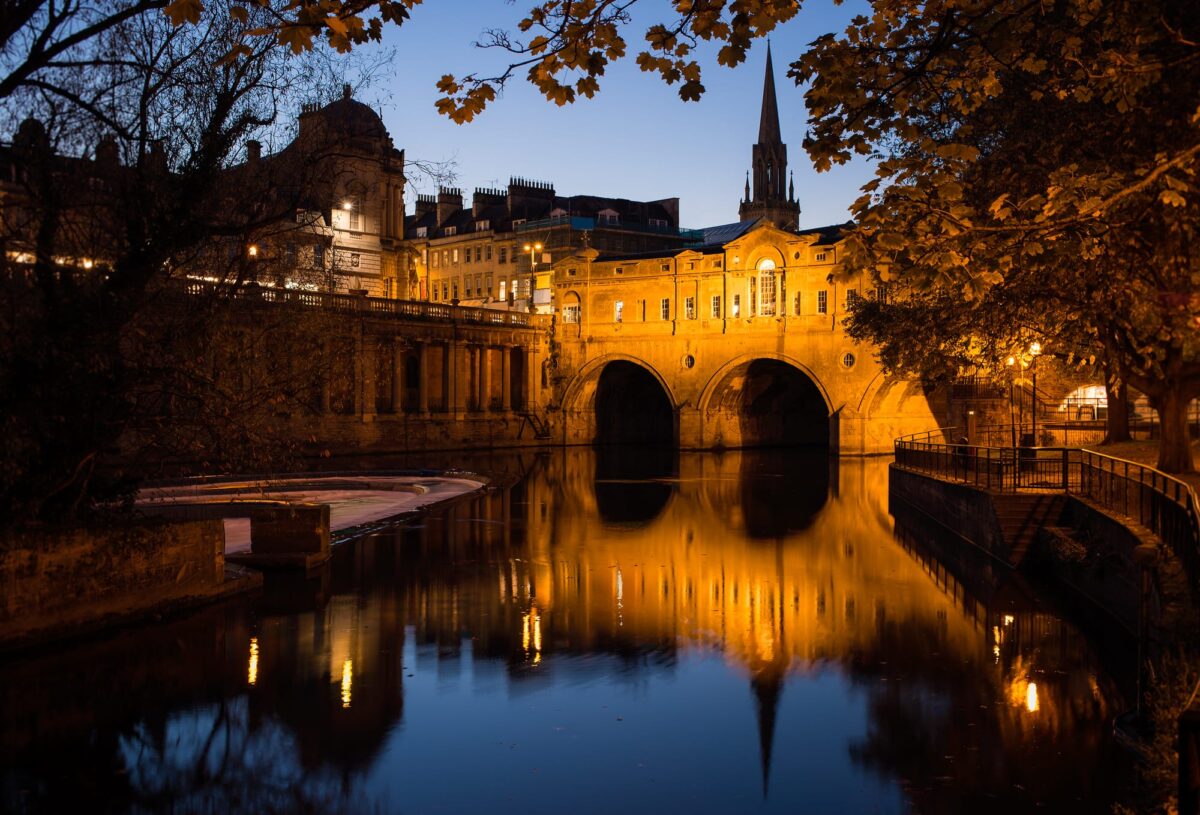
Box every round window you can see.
[842,352,856,369]
[682,354,696,369]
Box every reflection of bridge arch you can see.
[699,353,834,448]
[561,354,678,446]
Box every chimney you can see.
[415,193,437,219]
[437,186,463,225]
[472,187,506,217]
[246,139,261,163]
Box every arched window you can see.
[757,258,777,316]
[562,291,581,324]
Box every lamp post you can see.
[523,241,542,314]
[1006,355,1018,448]
[1029,342,1042,445]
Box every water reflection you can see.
[0,449,1129,813]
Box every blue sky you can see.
[366,1,873,230]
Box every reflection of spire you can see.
[752,672,782,799]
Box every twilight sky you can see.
[366,1,873,230]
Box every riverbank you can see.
[2,473,486,653]
[1094,439,1200,494]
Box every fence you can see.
[895,428,1200,595]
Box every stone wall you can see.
[0,520,249,649]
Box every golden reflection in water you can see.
[247,637,259,686]
[1027,682,1040,713]
[341,659,353,708]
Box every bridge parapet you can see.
[179,279,551,330]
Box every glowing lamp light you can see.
[342,200,353,210]
[82,259,94,270]
[247,244,259,258]
[341,659,353,708]
[1026,681,1039,713]
[1006,356,1016,367]
[247,637,259,686]
[1030,341,1042,356]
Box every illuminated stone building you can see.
[403,178,692,312]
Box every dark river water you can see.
[1,449,1132,814]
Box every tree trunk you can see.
[1155,387,1195,473]
[1103,366,1131,444]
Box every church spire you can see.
[739,43,800,230]
[758,42,782,146]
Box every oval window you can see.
[842,352,856,369]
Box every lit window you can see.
[563,304,581,323]
[817,289,828,314]
[732,293,741,317]
[614,300,624,323]
[346,197,362,231]
[711,295,722,318]
[477,220,490,231]
[452,248,459,264]
[685,296,696,320]
[660,298,671,320]
[793,292,802,315]
[432,253,439,269]
[499,280,507,300]
[757,258,777,316]
[415,226,427,238]
[444,226,457,237]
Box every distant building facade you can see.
[403,179,694,313]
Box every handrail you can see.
[894,432,1200,598]
[174,278,552,329]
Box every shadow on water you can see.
[0,450,1138,814]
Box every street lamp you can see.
[1007,341,1044,446]
[1029,342,1042,445]
[1006,355,1018,447]
[523,241,543,314]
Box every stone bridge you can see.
[548,223,939,455]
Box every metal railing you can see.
[895,427,1200,593]
[177,279,551,329]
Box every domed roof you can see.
[315,85,389,141]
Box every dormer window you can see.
[512,218,526,227]
[476,220,490,231]
[549,207,567,218]
[598,208,619,225]
[415,226,427,238]
[649,217,667,228]
[443,226,457,237]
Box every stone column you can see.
[526,343,539,411]
[392,341,404,413]
[450,341,468,418]
[501,346,512,412]
[417,343,429,414]
[481,346,493,412]
[361,337,376,421]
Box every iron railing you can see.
[895,428,1200,592]
[178,279,550,329]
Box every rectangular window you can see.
[816,251,827,262]
[732,293,741,317]
[511,246,518,263]
[421,248,428,265]
[875,285,887,302]
[452,248,459,264]
[452,281,459,299]
[498,247,507,264]
[846,288,858,308]
[615,267,624,275]
[486,275,493,294]
[415,226,427,238]
[713,258,723,268]
[313,244,325,268]
[477,220,490,231]
[684,296,696,320]
[486,245,493,261]
[563,304,581,323]
[793,292,802,315]
[749,277,757,316]
[499,280,507,300]
[475,247,482,262]
[432,252,439,269]
[349,204,361,231]
[444,226,456,236]
[817,289,828,314]
[465,246,472,264]
[660,298,671,320]
[350,253,360,268]
[759,271,776,316]
[442,281,448,300]
[442,250,448,266]
[711,295,722,318]
[475,274,482,296]
[660,263,670,272]
[567,267,577,276]
[614,300,624,323]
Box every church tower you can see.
[739,43,800,231]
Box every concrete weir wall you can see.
[0,520,248,649]
[889,466,1007,558]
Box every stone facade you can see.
[549,222,940,454]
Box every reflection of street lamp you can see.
[523,241,543,314]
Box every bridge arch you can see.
[698,353,834,448]
[561,354,678,446]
